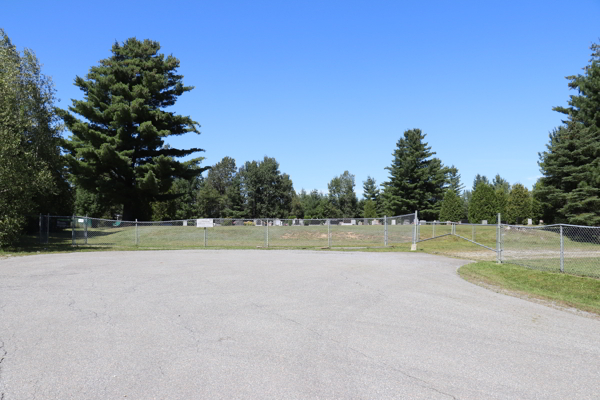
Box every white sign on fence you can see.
[196,219,213,228]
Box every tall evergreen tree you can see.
[58,38,208,221]
[506,183,532,224]
[362,176,382,216]
[446,165,464,195]
[439,189,463,222]
[492,174,511,194]
[538,42,600,225]
[468,182,498,224]
[381,129,448,220]
[472,174,489,191]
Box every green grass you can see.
[459,262,600,315]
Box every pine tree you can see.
[538,42,600,225]
[58,38,207,221]
[446,165,464,195]
[492,174,511,194]
[472,174,489,191]
[363,200,378,218]
[362,176,381,216]
[506,183,532,224]
[381,129,448,220]
[439,189,463,222]
[468,182,498,223]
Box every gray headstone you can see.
[482,220,488,225]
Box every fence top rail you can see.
[67,215,417,224]
[502,223,600,229]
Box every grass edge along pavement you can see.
[458,261,600,316]
[4,235,599,317]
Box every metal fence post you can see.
[411,211,418,250]
[560,225,564,273]
[432,221,435,238]
[384,216,388,246]
[204,227,207,247]
[135,219,138,246]
[72,214,75,246]
[472,225,475,242]
[84,214,88,245]
[328,220,331,248]
[39,213,42,244]
[496,213,501,264]
[46,214,49,244]
[266,220,269,248]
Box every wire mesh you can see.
[39,214,600,278]
[387,214,417,245]
[502,224,600,278]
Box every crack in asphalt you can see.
[251,303,459,400]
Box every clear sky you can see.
[3,0,599,196]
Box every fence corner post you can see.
[135,219,138,246]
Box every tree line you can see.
[1,32,599,246]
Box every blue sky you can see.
[3,0,599,196]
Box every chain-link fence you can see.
[39,214,417,249]
[501,224,600,278]
[36,214,600,278]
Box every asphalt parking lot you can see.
[0,250,598,399]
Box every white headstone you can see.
[391,220,396,225]
[527,219,533,225]
[481,220,488,225]
[351,219,356,225]
[183,220,187,227]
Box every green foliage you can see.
[328,171,358,218]
[468,182,498,223]
[58,38,207,221]
[472,174,489,191]
[363,200,378,218]
[196,157,242,218]
[538,42,600,226]
[362,176,382,216]
[239,156,294,218]
[151,177,200,220]
[506,183,532,224]
[439,189,463,222]
[446,165,464,195]
[0,29,65,246]
[381,129,449,220]
[299,189,326,219]
[492,174,511,194]
[495,189,508,220]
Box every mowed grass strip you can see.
[459,261,600,315]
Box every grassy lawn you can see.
[459,261,600,315]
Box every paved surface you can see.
[0,250,598,400]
